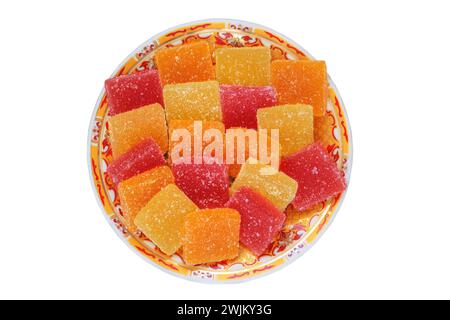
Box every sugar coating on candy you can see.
[280,142,346,211]
[215,47,271,86]
[225,187,285,256]
[108,103,168,158]
[226,128,279,178]
[118,166,174,232]
[172,157,229,209]
[134,184,198,255]
[183,208,240,265]
[163,81,222,122]
[271,60,328,116]
[168,120,225,163]
[220,85,277,129]
[105,70,164,116]
[231,160,298,211]
[257,104,314,157]
[107,138,165,185]
[155,42,215,85]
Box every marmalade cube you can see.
[280,142,346,211]
[163,81,222,122]
[155,42,215,85]
[108,103,168,158]
[134,184,198,256]
[271,60,328,116]
[105,69,164,116]
[226,187,285,256]
[118,166,174,232]
[183,208,240,265]
[257,104,314,157]
[215,47,271,86]
[231,160,298,211]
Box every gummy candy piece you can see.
[271,60,328,116]
[226,128,279,178]
[163,81,222,122]
[314,113,336,148]
[280,142,346,211]
[107,138,165,185]
[118,166,175,232]
[168,120,225,163]
[183,208,240,265]
[155,42,215,85]
[134,184,198,255]
[220,85,277,129]
[231,160,298,211]
[225,187,285,256]
[172,157,229,209]
[105,70,163,116]
[257,104,313,157]
[215,47,271,86]
[108,103,168,158]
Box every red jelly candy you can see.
[172,157,229,209]
[107,138,165,185]
[280,142,346,211]
[105,70,164,116]
[220,85,277,129]
[225,187,285,256]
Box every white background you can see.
[0,0,449,300]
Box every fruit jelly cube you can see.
[257,104,314,157]
[105,69,164,116]
[225,187,285,256]
[107,138,165,185]
[215,47,271,86]
[163,81,222,122]
[168,120,225,163]
[220,85,277,129]
[118,166,174,232]
[271,60,328,116]
[172,157,229,209]
[314,113,336,148]
[183,208,240,265]
[134,184,198,255]
[226,128,279,178]
[155,42,215,85]
[231,160,298,211]
[108,103,168,158]
[280,142,346,211]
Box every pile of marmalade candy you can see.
[104,42,346,265]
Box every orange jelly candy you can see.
[215,47,271,86]
[134,184,198,256]
[257,104,314,157]
[168,120,225,162]
[155,42,215,85]
[271,60,328,116]
[183,208,240,265]
[118,166,175,232]
[108,103,168,158]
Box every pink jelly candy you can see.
[280,142,346,211]
[172,157,230,209]
[220,85,277,129]
[105,70,164,116]
[107,138,165,185]
[225,187,285,256]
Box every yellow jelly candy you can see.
[155,42,215,85]
[271,60,328,116]
[108,103,168,158]
[231,160,298,211]
[257,104,313,157]
[183,208,240,265]
[163,81,222,122]
[215,47,271,86]
[134,184,198,255]
[118,166,175,232]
